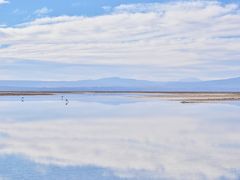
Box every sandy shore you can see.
[139,92,240,103]
[0,91,239,103]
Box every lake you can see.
[0,93,239,180]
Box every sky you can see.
[0,0,239,81]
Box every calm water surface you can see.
[0,94,239,180]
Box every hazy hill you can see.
[0,77,239,92]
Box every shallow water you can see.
[0,94,239,180]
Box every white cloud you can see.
[19,16,82,26]
[34,7,52,17]
[0,1,239,71]
[0,0,8,4]
[102,6,112,12]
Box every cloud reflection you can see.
[0,99,239,179]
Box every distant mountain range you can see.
[0,77,239,92]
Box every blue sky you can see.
[1,0,172,26]
[0,0,239,81]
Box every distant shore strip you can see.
[0,91,240,103]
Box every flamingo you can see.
[65,98,69,105]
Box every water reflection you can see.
[0,94,239,179]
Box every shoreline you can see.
[0,91,239,102]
